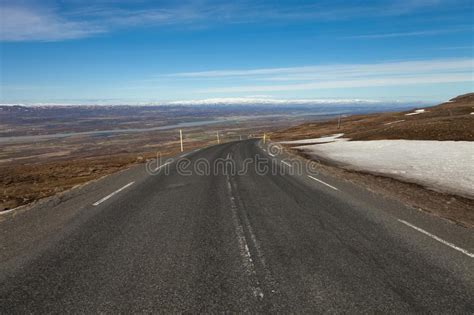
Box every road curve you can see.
[1,140,473,313]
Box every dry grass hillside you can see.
[271,93,474,142]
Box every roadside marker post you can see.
[179,129,184,152]
[263,133,266,144]
[217,131,220,144]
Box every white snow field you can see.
[294,140,474,198]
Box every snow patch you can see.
[279,133,347,145]
[405,109,426,116]
[295,140,474,198]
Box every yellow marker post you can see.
[263,133,266,144]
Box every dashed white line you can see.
[92,182,135,206]
[398,219,474,258]
[307,175,339,191]
[154,161,171,171]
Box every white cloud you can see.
[0,3,204,41]
[132,58,474,96]
[199,73,473,93]
[5,57,469,101]
[346,26,472,39]
[0,6,104,41]
[168,58,474,79]
[160,58,474,93]
[1,0,467,41]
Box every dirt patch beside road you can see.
[0,148,178,211]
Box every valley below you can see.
[0,102,415,211]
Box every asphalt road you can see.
[1,139,473,313]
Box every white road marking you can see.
[154,162,170,171]
[281,161,292,167]
[307,175,339,191]
[398,219,474,258]
[93,182,135,206]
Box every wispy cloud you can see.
[346,26,472,39]
[437,45,474,50]
[0,5,104,41]
[1,0,466,41]
[167,58,474,78]
[163,58,474,93]
[0,2,208,41]
[199,73,473,93]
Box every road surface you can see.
[1,140,473,313]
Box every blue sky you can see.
[0,0,473,104]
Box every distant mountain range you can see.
[0,97,430,107]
